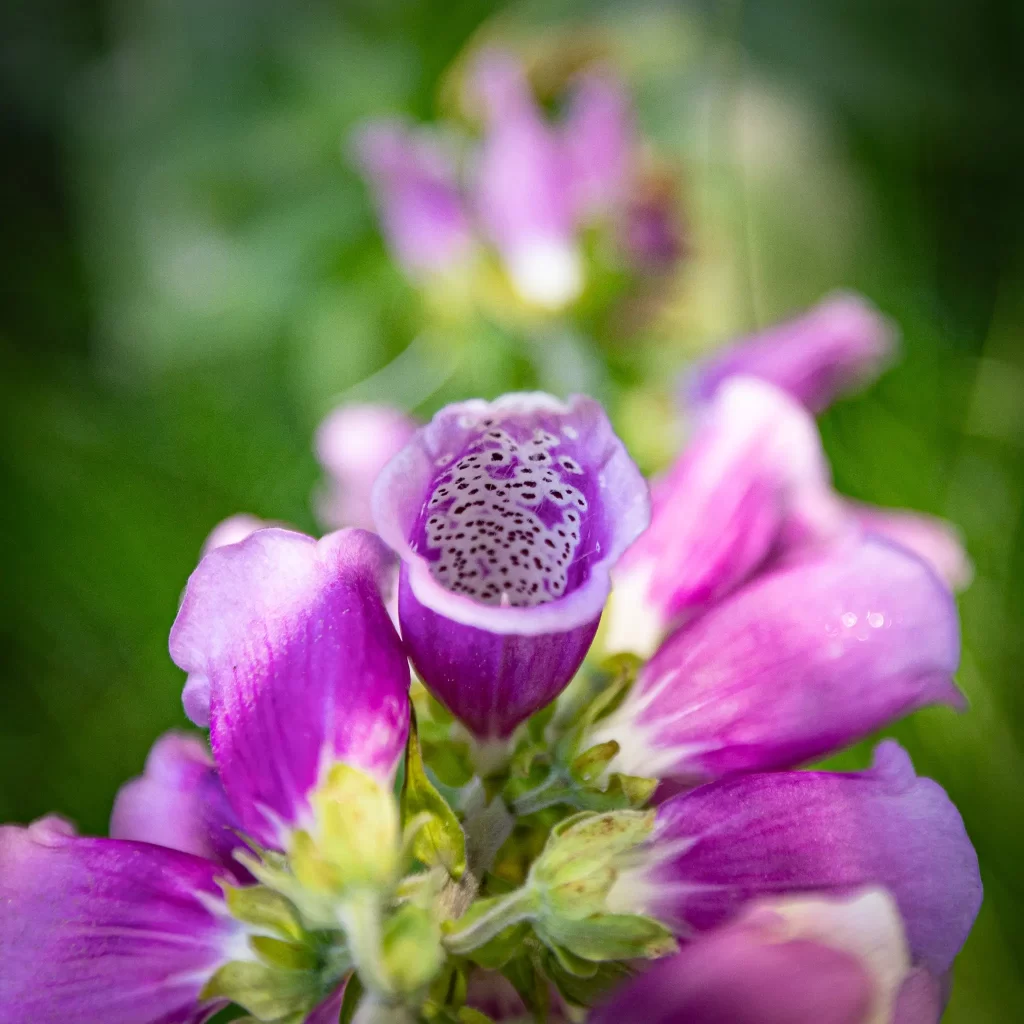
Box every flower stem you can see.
[443,888,537,956]
[510,772,574,816]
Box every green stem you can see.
[510,772,574,816]
[338,889,392,997]
[443,888,538,956]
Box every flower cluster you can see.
[353,48,684,313]
[1,298,981,1024]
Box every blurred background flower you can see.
[1,0,1022,1019]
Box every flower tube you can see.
[687,293,896,414]
[373,393,649,738]
[610,742,982,974]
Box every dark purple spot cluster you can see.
[424,421,587,606]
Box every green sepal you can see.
[200,960,322,1022]
[223,884,306,941]
[540,912,677,962]
[403,710,468,879]
[463,917,530,970]
[381,901,445,995]
[569,740,620,783]
[543,939,600,978]
[540,953,632,1010]
[534,809,655,883]
[250,934,321,971]
[338,973,363,1024]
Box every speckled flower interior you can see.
[412,414,595,607]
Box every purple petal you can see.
[590,926,871,1024]
[630,742,982,972]
[895,969,945,1024]
[687,293,897,414]
[606,377,843,656]
[563,69,634,219]
[352,119,474,278]
[315,403,419,531]
[110,731,248,880]
[200,514,266,556]
[170,528,410,848]
[848,500,973,592]
[373,393,649,737]
[597,536,963,782]
[470,50,582,308]
[304,983,346,1024]
[0,818,239,1024]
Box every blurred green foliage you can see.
[1,0,1022,1020]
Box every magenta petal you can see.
[0,819,239,1024]
[590,925,871,1024]
[110,731,247,880]
[607,377,843,656]
[599,536,963,782]
[470,50,581,308]
[688,293,896,414]
[170,528,410,847]
[315,403,419,531]
[563,69,634,219]
[352,119,474,278]
[201,514,266,556]
[373,393,649,737]
[848,500,973,592]
[639,742,982,973]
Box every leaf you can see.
[223,883,305,940]
[544,913,678,962]
[403,710,468,879]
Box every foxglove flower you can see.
[609,742,981,975]
[470,50,582,309]
[848,500,973,592]
[592,889,913,1024]
[563,69,634,220]
[687,293,896,414]
[315,403,419,530]
[593,536,963,784]
[352,119,474,280]
[605,376,844,656]
[373,392,649,738]
[1,528,410,1023]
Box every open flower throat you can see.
[417,417,590,606]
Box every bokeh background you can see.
[1,1,1021,1019]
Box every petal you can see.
[0,819,240,1024]
[563,69,634,219]
[373,393,649,737]
[170,528,410,847]
[470,50,581,309]
[596,536,963,782]
[590,923,872,1024]
[626,742,982,973]
[200,514,266,556]
[687,292,896,414]
[894,969,945,1024]
[848,500,973,592]
[352,119,474,277]
[304,984,346,1024]
[110,731,248,880]
[605,377,843,657]
[314,403,419,531]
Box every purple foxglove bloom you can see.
[110,731,247,878]
[170,527,410,847]
[315,403,419,530]
[687,293,896,414]
[848,500,973,592]
[613,742,981,974]
[373,393,649,738]
[563,69,634,220]
[0,815,244,1024]
[201,513,267,555]
[1,529,409,1023]
[352,119,474,279]
[605,376,844,657]
[595,536,962,784]
[470,50,583,309]
[592,888,912,1024]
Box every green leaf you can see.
[403,710,468,879]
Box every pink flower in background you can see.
[315,403,418,531]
